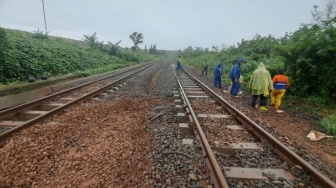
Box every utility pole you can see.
[41,0,48,36]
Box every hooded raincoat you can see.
[229,58,244,80]
[249,63,273,96]
[213,62,223,87]
[176,58,183,70]
[229,58,244,96]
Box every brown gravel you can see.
[0,98,160,187]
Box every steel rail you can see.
[0,63,155,145]
[183,69,336,188]
[0,63,153,119]
[172,68,229,188]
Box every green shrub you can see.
[320,115,336,136]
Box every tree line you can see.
[179,2,336,103]
[82,31,163,55]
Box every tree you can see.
[98,40,104,51]
[33,29,48,39]
[311,0,336,27]
[129,32,144,52]
[106,40,122,56]
[278,1,336,101]
[149,44,158,54]
[0,27,7,57]
[212,46,219,52]
[82,32,99,49]
[115,40,122,46]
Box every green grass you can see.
[320,115,336,136]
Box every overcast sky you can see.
[0,0,331,50]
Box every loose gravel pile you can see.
[0,98,157,187]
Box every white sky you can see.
[0,0,331,50]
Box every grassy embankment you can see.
[0,28,160,95]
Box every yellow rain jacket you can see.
[249,63,273,96]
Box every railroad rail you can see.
[172,67,336,188]
[0,63,155,145]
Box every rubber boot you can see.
[260,106,268,111]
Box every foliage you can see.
[82,32,99,49]
[129,32,144,52]
[149,45,158,54]
[0,29,157,84]
[320,114,336,136]
[106,43,119,56]
[179,35,283,85]
[278,1,336,101]
[0,27,8,67]
[32,29,48,39]
[179,1,336,103]
[311,1,336,27]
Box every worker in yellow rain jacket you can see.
[249,63,273,111]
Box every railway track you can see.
[172,67,336,188]
[0,61,334,187]
[0,63,155,145]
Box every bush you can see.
[279,25,336,101]
[320,115,336,136]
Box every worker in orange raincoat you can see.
[271,70,290,113]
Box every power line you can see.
[43,0,93,30]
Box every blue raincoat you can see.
[229,58,244,96]
[176,59,183,70]
[213,62,223,87]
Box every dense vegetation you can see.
[0,29,158,84]
[178,2,336,135]
[180,3,336,103]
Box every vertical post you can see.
[41,0,48,36]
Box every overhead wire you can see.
[43,0,94,30]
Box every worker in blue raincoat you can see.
[213,61,223,87]
[229,58,244,98]
[176,56,183,70]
